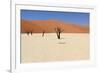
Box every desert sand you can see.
[21,33,89,63]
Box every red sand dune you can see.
[21,19,89,33]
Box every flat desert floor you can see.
[21,33,89,63]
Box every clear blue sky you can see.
[21,9,90,26]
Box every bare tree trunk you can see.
[55,27,63,39]
[30,31,32,35]
[27,32,29,35]
[42,31,45,37]
[58,32,60,39]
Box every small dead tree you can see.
[55,27,63,39]
[26,29,33,36]
[42,30,45,37]
[30,29,33,35]
[26,30,30,35]
[30,31,32,35]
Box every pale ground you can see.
[21,33,89,63]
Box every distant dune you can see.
[21,19,89,33]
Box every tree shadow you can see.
[60,38,64,40]
[58,42,66,44]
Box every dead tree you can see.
[55,27,63,39]
[30,29,33,35]
[30,31,32,35]
[42,30,45,37]
[26,31,30,35]
[26,29,33,36]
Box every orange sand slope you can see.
[21,20,89,33]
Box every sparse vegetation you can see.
[55,27,64,39]
[26,29,33,35]
[42,30,45,37]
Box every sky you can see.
[21,9,90,26]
